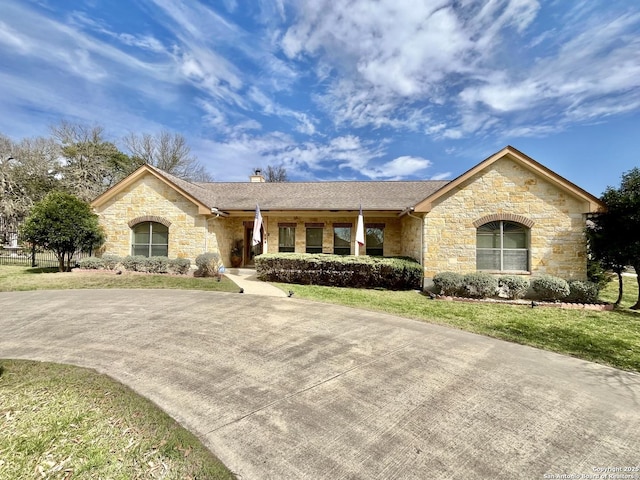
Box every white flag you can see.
[355,204,365,247]
[252,204,263,246]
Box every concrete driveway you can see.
[1,289,638,479]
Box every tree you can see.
[0,134,60,233]
[264,164,289,182]
[586,213,627,305]
[20,191,105,272]
[52,121,139,202]
[588,167,640,309]
[124,131,212,181]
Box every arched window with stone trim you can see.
[475,215,532,272]
[129,217,170,257]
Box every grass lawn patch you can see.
[0,359,235,479]
[277,275,640,372]
[0,266,239,293]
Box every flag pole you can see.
[355,204,365,256]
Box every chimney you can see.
[250,168,265,183]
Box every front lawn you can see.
[0,360,235,479]
[0,265,238,292]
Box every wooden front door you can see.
[244,225,263,266]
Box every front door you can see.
[245,226,263,266]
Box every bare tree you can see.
[264,164,289,182]
[0,134,60,232]
[124,131,212,181]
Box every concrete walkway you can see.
[223,268,287,297]
[1,289,639,479]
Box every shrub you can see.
[169,258,191,275]
[498,275,530,300]
[101,254,122,270]
[567,280,600,304]
[531,275,570,301]
[432,272,464,296]
[147,256,170,274]
[460,272,498,298]
[122,255,148,272]
[195,252,222,277]
[78,256,105,270]
[255,254,422,290]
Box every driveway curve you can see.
[1,289,639,479]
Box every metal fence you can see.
[0,230,92,268]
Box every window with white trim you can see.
[476,220,528,271]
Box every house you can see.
[90,146,604,284]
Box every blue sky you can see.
[0,0,638,196]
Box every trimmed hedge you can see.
[78,255,191,275]
[531,275,570,301]
[461,272,498,298]
[498,275,530,300]
[255,253,422,290]
[432,272,464,296]
[567,280,600,304]
[195,252,222,277]
[78,256,105,270]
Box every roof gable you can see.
[413,146,604,213]
[91,164,213,215]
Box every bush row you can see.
[255,253,423,290]
[78,255,191,275]
[432,272,600,303]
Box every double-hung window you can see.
[476,221,528,271]
[131,222,168,257]
[305,224,324,253]
[278,224,296,252]
[333,224,352,255]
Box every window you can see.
[476,221,528,271]
[131,222,168,257]
[306,226,323,253]
[333,225,351,255]
[278,225,295,252]
[366,225,384,256]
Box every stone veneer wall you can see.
[423,158,589,280]
[94,174,217,260]
[400,214,423,262]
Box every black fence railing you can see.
[0,231,92,268]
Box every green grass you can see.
[0,265,239,293]
[0,360,235,479]
[278,276,640,372]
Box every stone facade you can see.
[422,158,589,280]
[92,149,599,281]
[94,175,214,260]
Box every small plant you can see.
[498,275,530,300]
[531,275,570,301]
[147,256,170,274]
[78,256,105,270]
[122,255,148,272]
[169,258,191,275]
[461,272,498,298]
[567,280,600,304]
[195,252,222,277]
[101,254,122,270]
[432,272,464,296]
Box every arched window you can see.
[476,221,528,271]
[131,222,169,257]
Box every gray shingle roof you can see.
[147,164,450,212]
[194,181,450,211]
